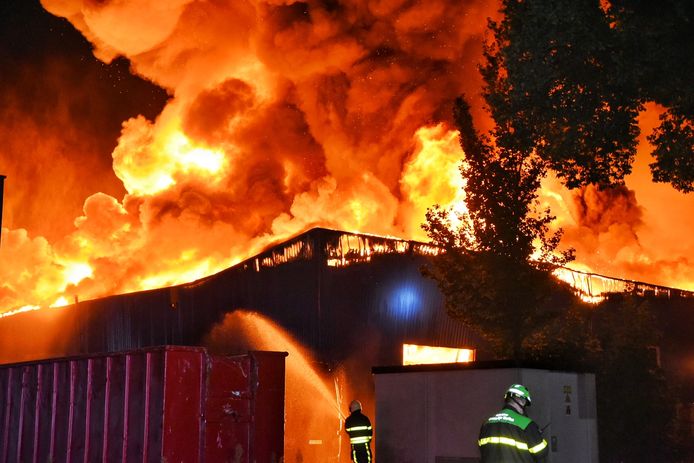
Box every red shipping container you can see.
[0,346,286,463]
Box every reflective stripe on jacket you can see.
[345,410,373,446]
[478,408,548,463]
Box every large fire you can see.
[0,1,693,315]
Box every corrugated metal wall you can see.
[0,228,484,367]
[0,346,287,463]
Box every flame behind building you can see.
[0,227,691,386]
[0,227,692,460]
[3,1,694,316]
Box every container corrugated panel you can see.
[0,346,286,463]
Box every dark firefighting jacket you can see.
[345,409,373,448]
[478,407,548,463]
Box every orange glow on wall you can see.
[403,343,475,366]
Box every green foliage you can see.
[422,99,682,459]
[525,294,682,462]
[590,296,679,462]
[483,0,693,191]
[523,302,601,368]
[474,2,690,456]
[649,111,694,193]
[423,97,575,359]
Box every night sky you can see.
[0,0,168,239]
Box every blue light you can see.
[389,284,422,319]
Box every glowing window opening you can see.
[403,343,476,366]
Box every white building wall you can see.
[374,366,598,463]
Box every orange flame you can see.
[403,343,475,365]
[0,1,692,315]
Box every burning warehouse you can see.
[0,228,483,366]
[0,227,486,461]
[2,0,694,461]
[3,226,689,373]
[1,227,694,461]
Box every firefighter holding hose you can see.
[345,399,373,463]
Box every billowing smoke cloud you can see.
[1,0,693,312]
[563,184,646,270]
[0,0,494,310]
[0,55,161,242]
[573,185,643,233]
[539,124,694,291]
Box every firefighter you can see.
[478,384,548,463]
[345,399,373,463]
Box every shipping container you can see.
[0,346,287,463]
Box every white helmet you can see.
[349,399,362,413]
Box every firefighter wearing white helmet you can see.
[478,384,548,462]
[345,399,373,462]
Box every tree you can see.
[591,295,678,462]
[526,294,682,462]
[423,97,575,359]
[523,301,601,368]
[482,0,694,191]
